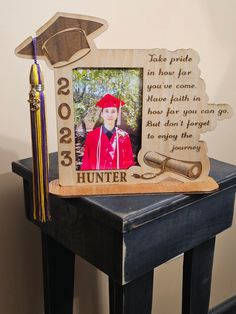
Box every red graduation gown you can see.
[81,127,134,170]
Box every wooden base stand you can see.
[49,176,218,197]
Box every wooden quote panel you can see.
[15,13,232,194]
[54,48,232,187]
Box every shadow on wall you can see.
[74,256,109,314]
[0,135,44,314]
[0,134,109,314]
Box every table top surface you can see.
[12,153,236,232]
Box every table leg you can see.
[182,237,216,314]
[41,232,75,314]
[109,270,153,314]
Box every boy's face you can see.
[101,107,118,124]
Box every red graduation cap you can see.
[96,94,125,109]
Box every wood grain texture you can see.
[15,13,233,195]
[49,176,219,196]
[53,47,232,189]
[15,12,108,67]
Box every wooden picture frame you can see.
[15,12,233,195]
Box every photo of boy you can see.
[81,94,134,170]
[73,68,143,171]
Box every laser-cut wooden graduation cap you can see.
[16,12,107,67]
[15,12,233,211]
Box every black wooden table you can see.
[12,153,236,314]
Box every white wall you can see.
[1,0,236,313]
